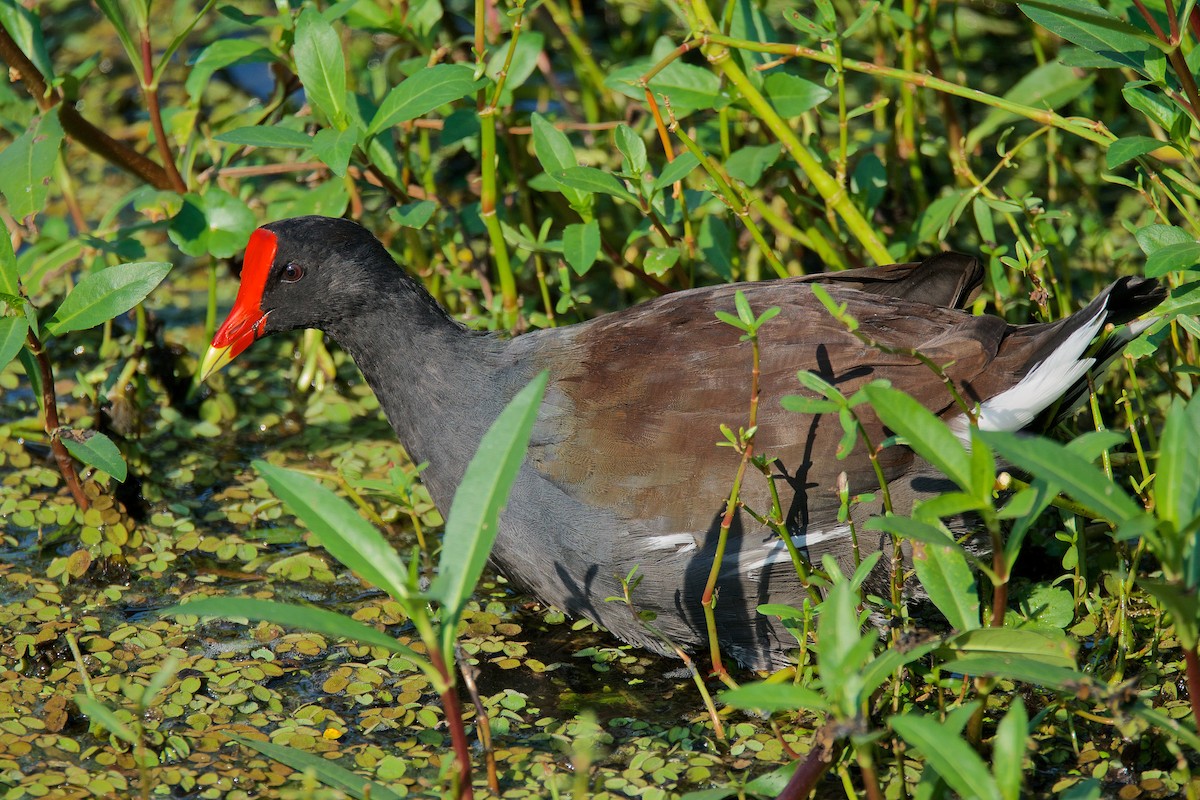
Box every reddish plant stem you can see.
[1184,646,1200,735]
[25,330,89,511]
[456,645,499,792]
[428,648,474,800]
[0,26,175,190]
[139,31,187,192]
[776,737,834,800]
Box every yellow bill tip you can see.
[198,344,235,383]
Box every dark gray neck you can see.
[323,275,509,510]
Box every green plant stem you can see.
[540,0,605,120]
[427,646,474,800]
[669,123,789,278]
[703,331,764,684]
[684,21,893,264]
[478,114,518,327]
[702,32,1115,147]
[24,329,89,510]
[456,645,500,793]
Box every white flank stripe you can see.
[736,525,851,575]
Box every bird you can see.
[199,215,1165,670]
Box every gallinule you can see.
[200,216,1164,669]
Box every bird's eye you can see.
[282,262,304,283]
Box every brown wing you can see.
[526,281,1006,549]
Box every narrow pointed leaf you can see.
[890,714,1001,800]
[864,384,972,491]
[0,112,64,220]
[162,597,428,667]
[721,682,830,713]
[254,461,414,602]
[563,221,600,275]
[228,734,403,800]
[294,7,347,127]
[61,432,127,482]
[555,167,640,204]
[75,695,138,746]
[0,316,28,370]
[45,262,172,337]
[369,64,481,134]
[913,541,980,631]
[980,430,1141,523]
[1157,396,1200,534]
[652,152,701,193]
[994,699,1028,800]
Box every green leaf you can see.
[889,714,1001,800]
[1141,579,1200,650]
[311,124,357,176]
[1018,0,1156,75]
[294,7,348,128]
[725,143,783,187]
[605,60,725,117]
[531,114,591,213]
[61,432,127,482]
[0,1,55,82]
[369,64,481,134]
[0,316,28,370]
[388,200,438,229]
[555,166,640,205]
[0,225,18,297]
[780,394,840,415]
[430,373,548,637]
[563,221,601,275]
[643,246,679,277]
[698,216,733,281]
[616,125,647,175]
[938,655,1086,690]
[721,681,830,713]
[75,695,139,746]
[968,60,1094,148]
[254,462,415,603]
[993,699,1028,800]
[0,113,65,220]
[1145,241,1200,277]
[228,734,404,800]
[944,626,1077,669]
[859,637,943,698]
[914,541,980,631]
[168,190,257,259]
[763,73,831,116]
[652,152,700,194]
[1157,396,1200,534]
[980,430,1142,523]
[186,39,272,99]
[17,348,42,414]
[484,31,544,107]
[1106,135,1174,169]
[215,126,313,149]
[162,597,427,669]
[45,262,172,337]
[1135,223,1193,256]
[92,0,141,73]
[864,384,972,491]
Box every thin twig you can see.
[25,329,89,510]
